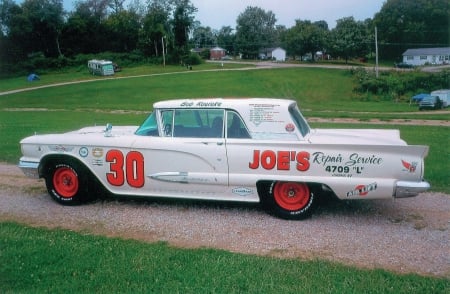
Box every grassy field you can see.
[1,66,448,191]
[1,222,448,293]
[0,66,449,292]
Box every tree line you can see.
[0,0,448,75]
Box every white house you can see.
[402,47,450,66]
[259,47,286,62]
[271,47,286,61]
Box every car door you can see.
[131,108,229,199]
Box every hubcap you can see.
[53,167,79,198]
[273,182,310,211]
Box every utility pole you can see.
[375,26,379,78]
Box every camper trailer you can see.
[430,89,450,108]
[88,60,115,76]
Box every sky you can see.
[56,0,385,30]
[189,0,386,29]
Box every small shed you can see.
[210,47,226,60]
[259,47,286,62]
[402,47,450,66]
[270,47,286,62]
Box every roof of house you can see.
[210,47,225,51]
[259,47,286,54]
[402,47,450,56]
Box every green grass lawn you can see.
[1,66,448,191]
[1,222,448,293]
[0,62,251,93]
[0,66,448,292]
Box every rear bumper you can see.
[394,180,430,198]
[18,160,40,179]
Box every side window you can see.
[226,111,251,138]
[161,110,174,137]
[173,109,224,138]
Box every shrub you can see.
[182,53,203,66]
[352,68,450,102]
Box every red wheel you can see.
[258,181,317,220]
[273,182,311,211]
[53,166,79,198]
[45,161,92,205]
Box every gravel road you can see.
[0,163,448,278]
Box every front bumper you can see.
[18,160,40,179]
[394,180,430,198]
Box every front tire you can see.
[45,161,90,205]
[260,181,317,220]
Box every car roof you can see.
[153,98,297,111]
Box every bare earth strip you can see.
[0,163,448,278]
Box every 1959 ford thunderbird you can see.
[19,98,430,219]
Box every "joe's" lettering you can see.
[249,150,310,171]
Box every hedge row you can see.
[351,67,449,101]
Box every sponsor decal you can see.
[92,147,104,158]
[49,145,73,152]
[180,101,222,107]
[249,150,310,171]
[285,123,295,132]
[401,160,417,173]
[346,182,377,197]
[249,104,282,126]
[79,147,88,157]
[92,159,103,166]
[232,187,253,196]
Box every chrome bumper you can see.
[394,180,430,198]
[18,160,40,179]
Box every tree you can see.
[62,0,110,54]
[3,0,65,58]
[216,26,235,55]
[330,17,368,63]
[105,10,140,52]
[282,20,328,61]
[235,6,277,59]
[373,0,449,60]
[191,25,216,48]
[171,0,197,60]
[139,0,170,57]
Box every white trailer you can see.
[430,89,450,107]
[88,60,115,76]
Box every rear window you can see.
[288,104,310,137]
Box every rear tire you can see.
[45,161,91,205]
[260,181,317,220]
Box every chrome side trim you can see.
[18,160,40,179]
[394,180,430,198]
[149,172,189,183]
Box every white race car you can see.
[19,98,430,219]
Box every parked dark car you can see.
[419,96,443,110]
[395,62,414,69]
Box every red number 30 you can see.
[106,150,145,188]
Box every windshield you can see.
[289,104,310,137]
[135,112,158,136]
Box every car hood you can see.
[20,126,139,145]
[308,128,407,145]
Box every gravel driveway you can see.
[0,163,448,278]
